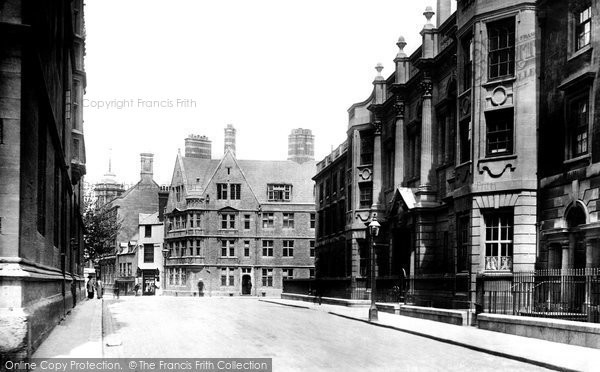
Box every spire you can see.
[108,147,112,173]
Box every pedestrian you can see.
[96,278,104,299]
[134,283,140,296]
[86,275,95,299]
[114,284,120,299]
[71,274,77,308]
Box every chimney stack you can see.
[436,0,451,26]
[140,153,154,182]
[185,134,212,159]
[288,128,314,163]
[224,124,236,156]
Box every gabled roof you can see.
[139,212,160,225]
[180,155,317,204]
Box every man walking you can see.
[86,275,95,299]
[96,278,104,299]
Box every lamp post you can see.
[368,216,381,322]
[162,248,169,295]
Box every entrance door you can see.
[242,274,252,295]
[143,275,156,295]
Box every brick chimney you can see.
[224,124,236,156]
[140,153,154,182]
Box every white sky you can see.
[84,0,452,185]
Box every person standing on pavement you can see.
[86,275,95,299]
[96,278,104,299]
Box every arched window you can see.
[566,203,586,228]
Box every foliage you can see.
[83,196,120,263]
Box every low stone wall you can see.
[281,293,370,307]
[477,313,600,349]
[399,305,469,326]
[377,303,401,314]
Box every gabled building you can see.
[0,0,87,359]
[97,153,167,295]
[315,0,541,307]
[163,127,316,296]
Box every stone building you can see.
[93,158,125,207]
[163,126,316,296]
[0,0,87,359]
[136,213,165,296]
[314,0,541,307]
[538,0,600,270]
[97,153,166,295]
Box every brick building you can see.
[0,0,87,359]
[97,153,167,295]
[163,126,316,296]
[314,0,542,307]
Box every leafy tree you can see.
[83,196,120,264]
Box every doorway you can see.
[143,275,156,295]
[242,274,252,295]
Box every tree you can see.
[83,196,120,264]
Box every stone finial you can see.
[423,6,435,30]
[375,63,384,81]
[396,36,407,58]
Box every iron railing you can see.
[476,268,600,323]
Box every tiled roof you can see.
[181,156,316,204]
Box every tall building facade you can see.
[163,128,316,296]
[538,0,600,270]
[288,128,315,164]
[0,0,87,359]
[315,0,542,307]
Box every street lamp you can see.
[368,216,381,322]
[162,248,169,295]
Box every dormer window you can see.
[267,184,292,202]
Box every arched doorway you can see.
[242,274,252,295]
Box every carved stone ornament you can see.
[394,100,405,117]
[373,121,382,135]
[420,81,433,97]
[359,167,372,181]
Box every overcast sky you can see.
[83,0,451,185]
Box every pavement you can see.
[32,297,103,358]
[260,298,600,372]
[30,295,600,372]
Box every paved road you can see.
[103,297,550,371]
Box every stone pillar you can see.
[393,101,405,188]
[394,37,408,188]
[351,130,361,228]
[350,238,360,288]
[372,121,383,211]
[419,81,434,191]
[585,238,594,268]
[561,241,571,305]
